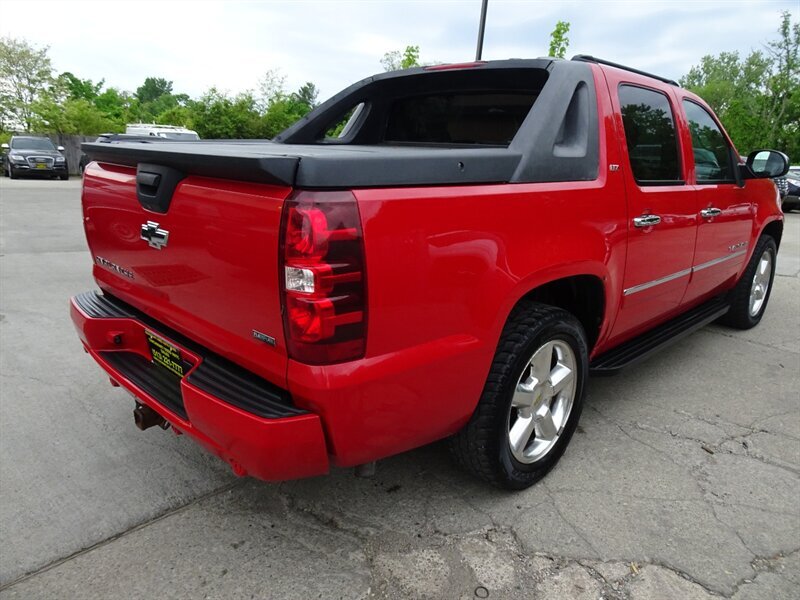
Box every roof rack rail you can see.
[571,55,679,86]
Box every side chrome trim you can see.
[624,249,749,296]
[624,268,692,296]
[691,249,747,272]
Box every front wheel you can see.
[720,235,777,330]
[450,302,588,490]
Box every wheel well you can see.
[762,220,783,249]
[520,275,605,350]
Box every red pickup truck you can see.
[72,56,789,489]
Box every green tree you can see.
[59,72,103,102]
[135,77,173,104]
[381,45,421,71]
[681,11,799,160]
[33,97,117,135]
[0,37,53,131]
[94,88,133,126]
[257,69,287,111]
[186,88,264,139]
[548,21,570,59]
[263,94,312,138]
[253,71,319,138]
[155,105,191,127]
[292,82,319,110]
[763,11,799,157]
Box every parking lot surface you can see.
[1,178,798,599]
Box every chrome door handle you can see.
[633,214,662,228]
[701,207,722,218]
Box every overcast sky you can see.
[3,0,798,102]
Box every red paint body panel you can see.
[82,162,292,387]
[72,62,783,480]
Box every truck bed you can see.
[82,58,601,189]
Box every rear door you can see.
[605,72,698,341]
[678,98,752,303]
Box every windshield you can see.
[157,132,199,140]
[787,167,800,181]
[11,137,56,151]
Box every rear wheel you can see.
[720,235,777,329]
[450,302,588,489]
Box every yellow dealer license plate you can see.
[145,331,185,377]
[35,163,47,169]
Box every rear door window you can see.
[618,85,682,185]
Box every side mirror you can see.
[1,143,8,150]
[744,149,790,179]
[57,145,65,152]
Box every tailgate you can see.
[82,161,291,386]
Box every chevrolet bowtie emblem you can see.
[140,221,169,250]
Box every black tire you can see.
[450,301,588,490]
[9,166,18,179]
[60,174,69,181]
[719,235,777,330]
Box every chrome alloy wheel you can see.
[507,340,577,464]
[749,249,773,317]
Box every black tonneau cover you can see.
[82,140,523,188]
[83,58,600,189]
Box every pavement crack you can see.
[726,548,800,597]
[0,480,245,592]
[586,404,709,493]
[541,483,603,558]
[275,485,376,544]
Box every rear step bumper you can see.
[70,291,329,481]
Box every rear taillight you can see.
[280,190,367,364]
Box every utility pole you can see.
[475,0,488,60]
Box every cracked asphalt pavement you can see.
[1,178,798,599]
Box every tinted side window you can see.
[682,100,734,183]
[619,85,682,184]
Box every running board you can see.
[590,297,730,375]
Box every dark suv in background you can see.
[2,136,69,180]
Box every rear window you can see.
[384,92,537,146]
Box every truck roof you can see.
[571,55,679,86]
